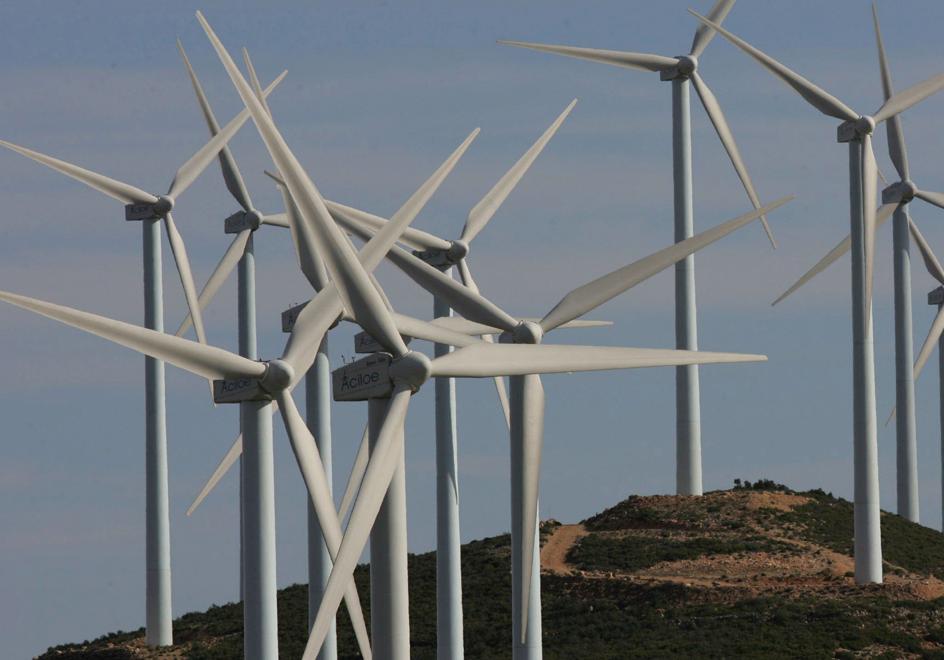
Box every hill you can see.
[37,481,944,659]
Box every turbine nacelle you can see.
[224,208,264,233]
[837,115,876,143]
[124,195,175,221]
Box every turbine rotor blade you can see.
[0,139,156,205]
[242,48,274,118]
[177,38,254,212]
[269,173,330,292]
[163,212,208,348]
[871,4,910,180]
[390,312,481,348]
[908,218,944,284]
[689,0,737,58]
[690,71,776,248]
[872,70,944,125]
[430,343,766,378]
[176,229,252,337]
[688,11,858,121]
[461,99,577,243]
[0,289,264,381]
[498,40,678,73]
[337,424,370,523]
[186,434,243,516]
[772,202,896,306]
[914,305,944,382]
[862,135,878,314]
[326,200,451,252]
[166,70,287,200]
[915,189,944,212]
[276,391,373,660]
[540,196,792,332]
[305,386,412,660]
[261,212,290,228]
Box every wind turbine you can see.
[333,190,789,659]
[499,0,775,498]
[0,71,283,646]
[193,12,785,659]
[769,5,944,525]
[906,220,944,531]
[690,9,944,583]
[323,97,581,659]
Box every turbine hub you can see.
[153,195,175,217]
[856,115,876,136]
[676,55,698,75]
[389,351,432,392]
[902,180,918,201]
[245,209,264,231]
[513,320,544,345]
[447,239,470,263]
[260,359,295,393]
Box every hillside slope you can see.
[38,482,944,659]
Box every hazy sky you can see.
[4,1,944,656]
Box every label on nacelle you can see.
[354,331,412,354]
[125,203,160,221]
[282,302,308,333]
[332,353,393,401]
[213,377,273,404]
[224,211,251,234]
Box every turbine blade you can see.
[197,11,408,356]
[281,287,343,383]
[690,71,776,248]
[688,11,858,121]
[430,343,766,378]
[461,99,577,243]
[166,69,287,200]
[0,289,264,381]
[0,139,156,205]
[915,189,944,213]
[276,391,373,660]
[772,202,896,305]
[176,229,251,337]
[430,315,611,336]
[270,174,330,292]
[337,423,370,523]
[326,200,451,252]
[540,196,793,332]
[517,373,544,642]
[163,213,208,348]
[186,434,243,516]
[914,305,944,382]
[908,218,944,284]
[177,38,254,212]
[305,386,412,660]
[871,4,910,180]
[872,70,944,125]
[261,212,290,228]
[390,312,481,348]
[690,0,737,58]
[498,40,678,73]
[242,48,274,117]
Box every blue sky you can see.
[3,1,944,656]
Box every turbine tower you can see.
[906,220,944,531]
[691,9,944,583]
[0,79,282,645]
[770,5,944,524]
[499,0,774,497]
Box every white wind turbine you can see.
[769,4,944,525]
[905,220,944,531]
[323,97,591,659]
[690,9,944,583]
[0,71,283,646]
[193,12,784,660]
[333,190,789,659]
[500,0,775,498]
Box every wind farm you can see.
[7,3,944,659]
